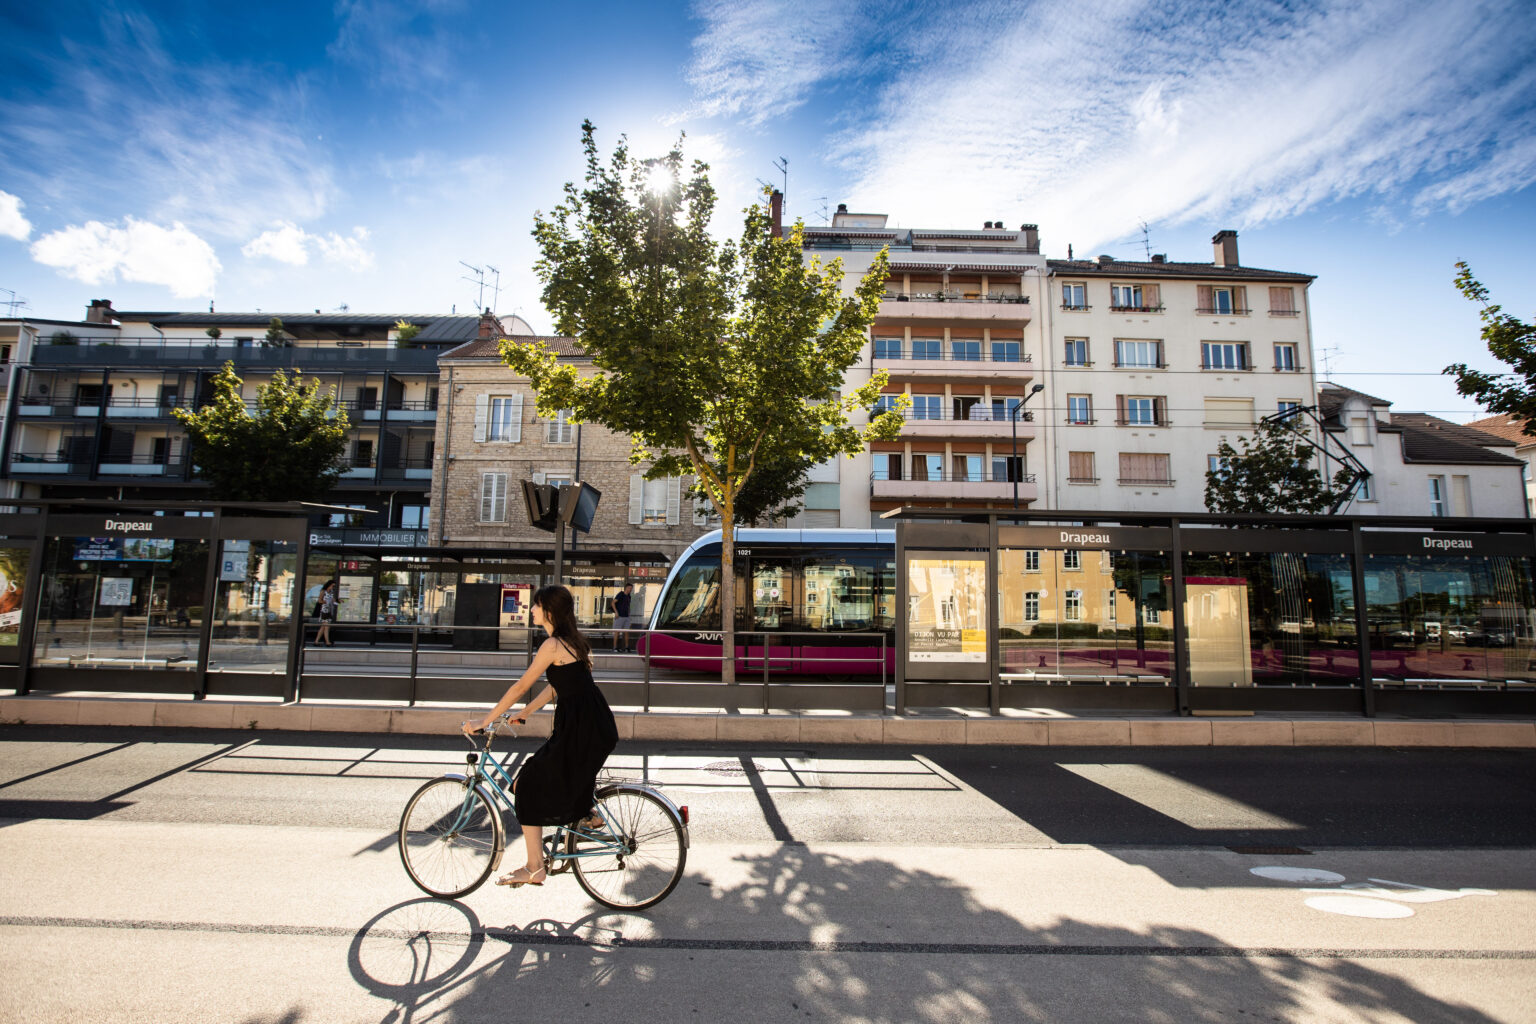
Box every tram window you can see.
[655,559,723,629]
[803,557,877,631]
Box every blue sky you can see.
[2,0,1534,421]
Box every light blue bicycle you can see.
[397,713,689,910]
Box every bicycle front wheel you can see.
[569,785,686,911]
[399,777,504,898]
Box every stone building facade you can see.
[430,329,714,566]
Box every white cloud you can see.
[243,222,375,271]
[315,227,375,271]
[687,0,1536,249]
[0,191,31,241]
[242,221,311,265]
[30,217,221,297]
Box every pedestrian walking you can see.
[464,584,619,888]
[612,582,634,652]
[315,580,337,647]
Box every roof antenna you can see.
[1138,220,1152,260]
[773,156,788,200]
[1318,345,1341,381]
[484,265,502,314]
[459,261,486,310]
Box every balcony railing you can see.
[32,337,442,371]
[872,469,1036,484]
[880,407,1035,423]
[1066,475,1099,484]
[1110,361,1168,370]
[1113,417,1173,427]
[1269,309,1300,317]
[1108,304,1165,313]
[872,348,1033,364]
[1195,307,1251,315]
[1118,476,1175,486]
[883,292,1030,304]
[1059,303,1091,311]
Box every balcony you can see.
[1195,307,1251,316]
[383,400,438,422]
[98,456,187,477]
[32,337,443,372]
[872,471,1038,504]
[877,292,1031,326]
[874,349,1034,382]
[889,407,1038,441]
[10,451,91,475]
[105,397,192,419]
[379,457,435,482]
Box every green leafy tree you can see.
[503,121,906,682]
[690,448,815,528]
[394,320,422,347]
[1445,261,1536,433]
[172,362,350,502]
[1204,418,1358,515]
[205,326,222,340]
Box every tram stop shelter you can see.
[886,508,1536,718]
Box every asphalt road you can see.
[1,726,1534,1023]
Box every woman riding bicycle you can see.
[464,584,618,888]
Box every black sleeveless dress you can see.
[513,649,619,826]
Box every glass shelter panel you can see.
[1362,553,1536,688]
[209,539,299,674]
[34,536,208,670]
[1180,552,1360,687]
[999,549,1172,683]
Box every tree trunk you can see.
[720,516,736,686]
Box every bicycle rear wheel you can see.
[399,777,504,898]
[569,785,686,910]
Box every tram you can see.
[640,529,897,676]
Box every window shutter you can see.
[479,473,495,521]
[508,393,523,442]
[1154,340,1164,367]
[1152,454,1170,481]
[546,414,557,444]
[1069,451,1094,480]
[1197,285,1214,311]
[629,474,643,524]
[1233,286,1248,312]
[1142,283,1160,308]
[1154,397,1166,425]
[473,394,489,442]
[1115,394,1127,425]
[1118,452,1136,481]
[1269,286,1294,313]
[666,475,682,525]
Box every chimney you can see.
[478,308,499,339]
[983,221,993,229]
[770,189,784,238]
[1020,224,1039,252]
[836,203,848,214]
[86,299,115,324]
[1097,254,1114,266]
[1150,253,1166,264]
[1212,229,1239,267]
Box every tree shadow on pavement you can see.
[349,846,1504,1024]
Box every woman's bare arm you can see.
[515,684,556,722]
[468,639,561,731]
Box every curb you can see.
[2,695,1534,748]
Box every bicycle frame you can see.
[447,730,633,867]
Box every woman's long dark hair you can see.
[532,584,591,666]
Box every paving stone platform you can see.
[1,694,1532,747]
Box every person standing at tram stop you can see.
[612,582,635,652]
[315,580,337,647]
[463,583,619,888]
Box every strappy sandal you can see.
[495,865,546,888]
[576,812,604,831]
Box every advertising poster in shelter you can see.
[907,557,988,662]
[0,546,30,645]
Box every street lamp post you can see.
[1011,383,1046,509]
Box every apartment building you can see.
[431,330,712,562]
[0,300,489,530]
[801,206,1050,527]
[1043,231,1318,512]
[1320,385,1526,517]
[1463,413,1536,515]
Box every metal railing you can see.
[879,407,1035,423]
[293,623,890,712]
[872,469,1035,484]
[883,292,1031,304]
[872,347,1033,364]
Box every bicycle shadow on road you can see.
[344,846,1503,1024]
